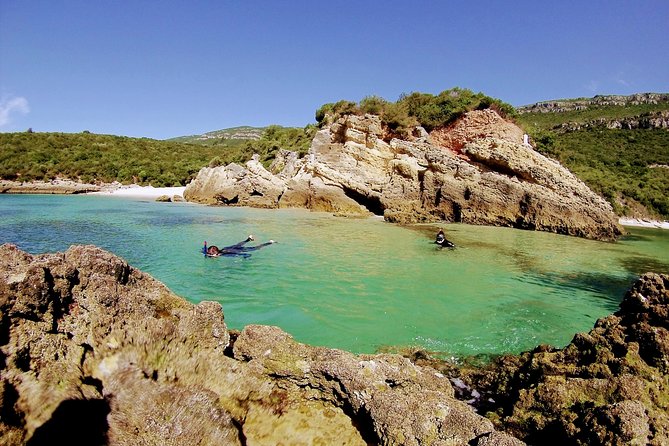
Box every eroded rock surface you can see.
[0,244,522,445]
[184,110,621,240]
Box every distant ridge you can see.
[517,92,669,114]
[515,92,669,219]
[168,126,264,143]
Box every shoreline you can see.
[619,217,669,230]
[3,179,669,229]
[0,179,186,199]
[89,184,187,198]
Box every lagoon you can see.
[1,194,667,358]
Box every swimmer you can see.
[203,235,275,258]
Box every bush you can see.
[359,95,387,115]
[315,88,516,134]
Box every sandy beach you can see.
[619,217,669,230]
[89,184,187,198]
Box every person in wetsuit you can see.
[435,229,455,248]
[203,235,275,257]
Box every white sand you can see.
[619,218,669,230]
[90,185,186,198]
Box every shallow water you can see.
[1,194,667,358]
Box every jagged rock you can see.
[185,154,287,208]
[434,273,669,446]
[185,109,622,240]
[0,244,522,445]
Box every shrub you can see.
[315,88,515,134]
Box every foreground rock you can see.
[184,110,622,241]
[0,244,521,445]
[417,273,669,445]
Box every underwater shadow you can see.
[620,255,669,276]
[521,270,637,311]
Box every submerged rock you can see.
[0,244,522,445]
[184,110,622,241]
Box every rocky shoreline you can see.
[0,179,109,194]
[183,110,623,241]
[1,244,668,445]
[2,178,667,231]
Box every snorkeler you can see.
[435,229,455,249]
[203,235,275,258]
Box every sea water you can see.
[1,194,668,359]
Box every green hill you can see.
[516,93,669,219]
[0,125,315,187]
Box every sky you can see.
[1,0,668,139]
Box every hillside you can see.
[516,93,669,219]
[168,126,264,144]
[0,126,315,187]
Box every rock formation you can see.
[184,109,622,241]
[418,273,669,446]
[0,179,104,194]
[0,244,522,445]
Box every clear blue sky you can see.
[1,0,667,139]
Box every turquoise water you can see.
[1,194,668,358]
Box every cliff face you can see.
[184,109,622,241]
[0,244,522,446]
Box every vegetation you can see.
[0,125,315,187]
[516,98,669,218]
[316,88,517,135]
[237,125,317,166]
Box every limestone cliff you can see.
[0,244,522,445]
[184,109,622,241]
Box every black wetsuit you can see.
[204,237,274,257]
[435,232,455,248]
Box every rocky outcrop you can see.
[184,109,622,240]
[0,179,104,194]
[0,244,522,445]
[421,273,669,446]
